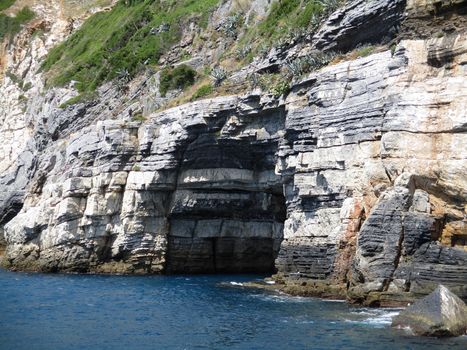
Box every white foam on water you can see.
[345,308,401,328]
[364,311,400,325]
[350,310,373,316]
[249,292,312,303]
[323,298,346,303]
[295,319,315,324]
[281,316,315,324]
[229,281,244,286]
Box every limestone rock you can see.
[0,0,466,307]
[313,0,406,52]
[392,285,467,337]
[401,0,467,39]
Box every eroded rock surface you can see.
[392,285,467,337]
[274,32,467,305]
[313,0,406,51]
[3,95,286,274]
[0,0,466,305]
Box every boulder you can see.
[392,285,467,337]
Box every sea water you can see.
[0,269,465,350]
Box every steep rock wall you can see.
[3,96,286,274]
[0,0,466,305]
[0,0,117,243]
[275,33,467,305]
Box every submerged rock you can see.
[392,285,467,337]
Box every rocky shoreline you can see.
[0,0,466,307]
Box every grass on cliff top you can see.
[232,0,345,62]
[238,0,324,50]
[0,0,15,11]
[0,6,34,41]
[42,0,220,93]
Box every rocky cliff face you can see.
[274,26,467,305]
[1,0,466,306]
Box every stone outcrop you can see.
[392,285,467,337]
[274,31,467,305]
[401,0,467,39]
[313,0,406,52]
[0,0,466,306]
[2,95,286,274]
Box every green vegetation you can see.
[285,51,336,78]
[132,113,146,122]
[59,92,96,109]
[5,70,20,84]
[258,0,321,40]
[355,45,375,58]
[270,79,290,98]
[210,66,227,87]
[159,64,196,97]
[0,0,15,11]
[5,69,33,90]
[0,6,35,41]
[191,83,213,101]
[255,73,291,98]
[238,0,344,55]
[42,0,219,93]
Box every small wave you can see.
[281,316,315,324]
[249,292,312,303]
[229,282,244,286]
[345,309,401,328]
[350,310,373,316]
[364,311,400,325]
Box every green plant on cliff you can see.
[59,92,97,109]
[0,6,35,41]
[239,1,322,47]
[257,73,291,97]
[190,83,213,101]
[132,112,146,122]
[271,79,290,97]
[159,64,197,97]
[41,0,219,93]
[285,51,336,78]
[0,0,15,11]
[355,44,375,58]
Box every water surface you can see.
[0,269,465,349]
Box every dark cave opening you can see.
[164,129,287,274]
[165,189,287,274]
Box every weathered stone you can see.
[313,0,406,52]
[392,285,467,337]
[401,0,467,39]
[0,0,465,308]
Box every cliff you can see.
[0,0,466,306]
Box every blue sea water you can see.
[0,269,465,350]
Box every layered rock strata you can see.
[0,0,466,306]
[3,96,286,274]
[275,33,467,305]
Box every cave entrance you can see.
[166,189,286,274]
[165,131,287,274]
